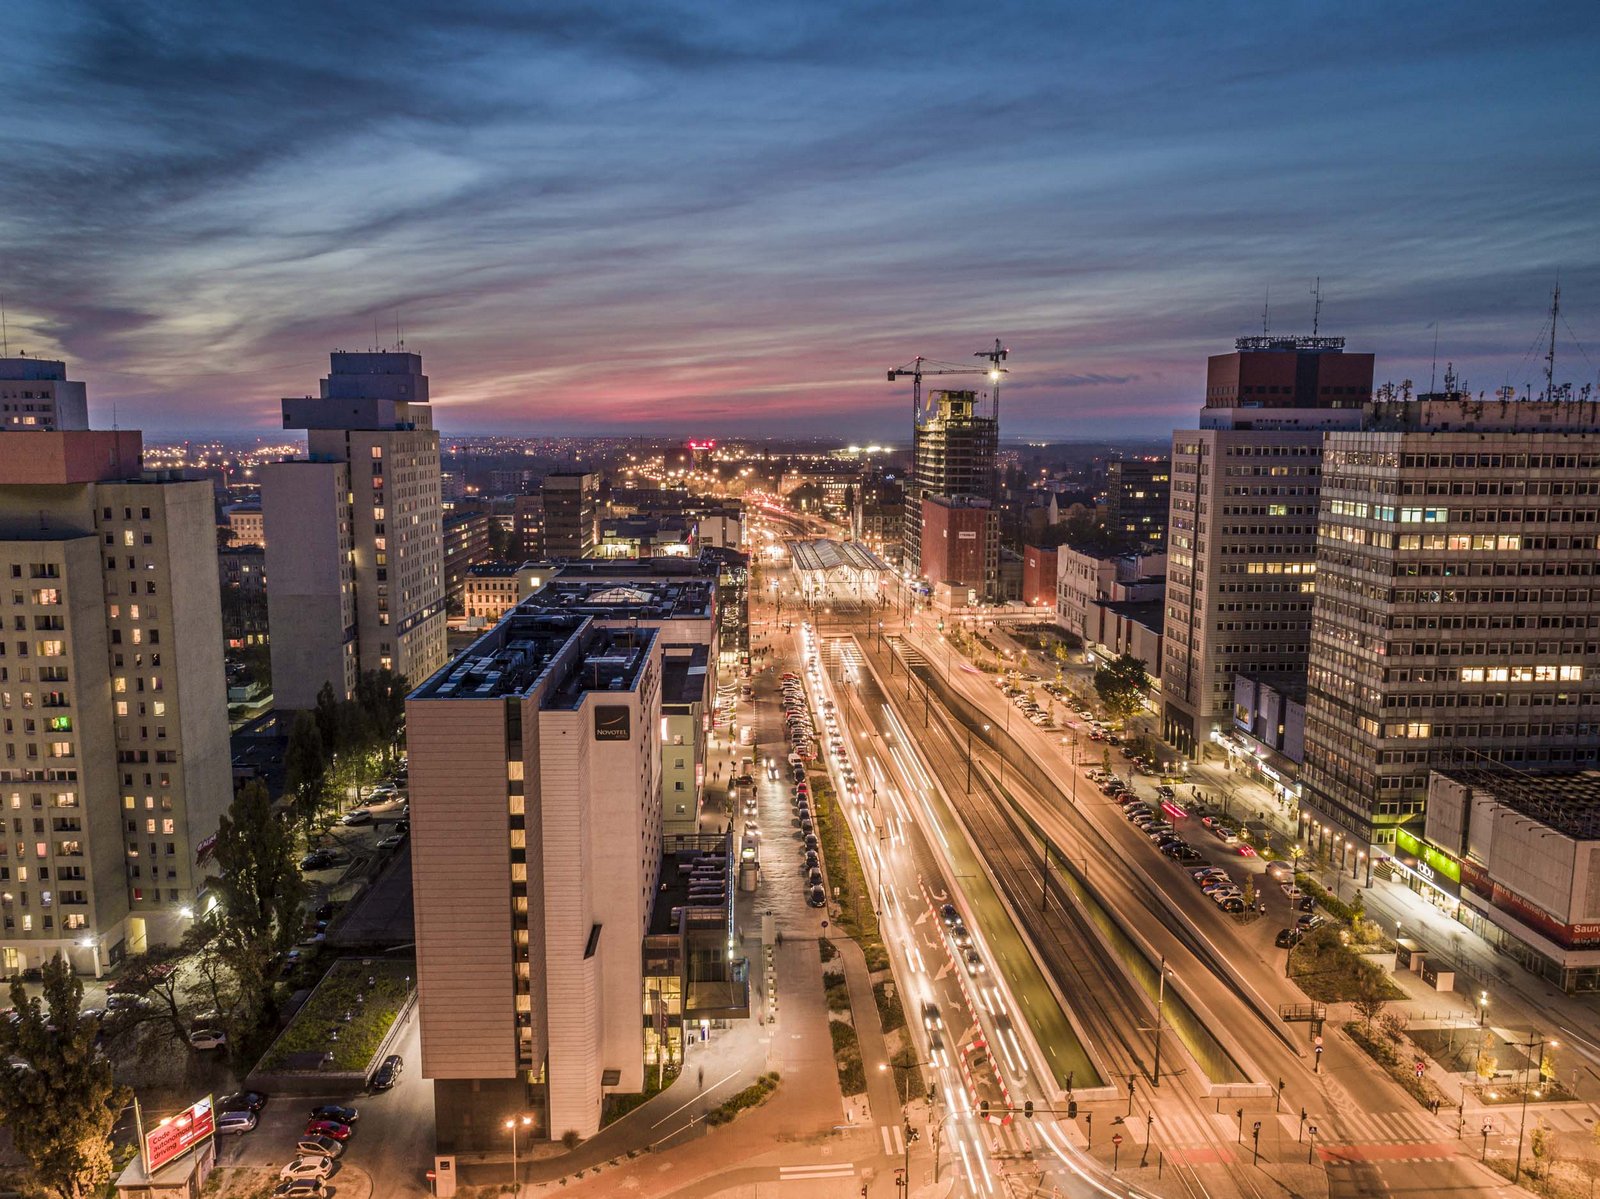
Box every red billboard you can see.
[145,1095,215,1173]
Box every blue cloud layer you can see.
[0,0,1596,437]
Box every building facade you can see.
[1160,336,1373,757]
[263,352,447,708]
[1298,398,1600,861]
[1021,545,1057,608]
[905,389,998,595]
[0,429,231,978]
[1104,458,1171,547]
[0,358,88,431]
[542,472,598,558]
[916,496,996,600]
[443,507,491,610]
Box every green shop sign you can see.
[1395,829,1461,884]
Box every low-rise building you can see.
[1421,766,1600,992]
[224,502,264,548]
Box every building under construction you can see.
[904,387,999,595]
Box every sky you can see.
[1,0,1597,440]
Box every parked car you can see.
[273,1182,328,1199]
[340,809,373,827]
[218,1090,268,1113]
[377,834,406,852]
[217,1111,258,1135]
[280,1157,336,1182]
[188,1028,227,1050]
[304,1120,352,1141]
[1274,927,1304,949]
[309,1104,359,1124]
[1216,896,1246,913]
[806,886,826,908]
[295,1136,344,1160]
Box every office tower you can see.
[0,428,230,977]
[1161,336,1373,757]
[541,472,597,558]
[1105,459,1171,547]
[442,506,492,609]
[905,389,998,594]
[263,352,446,708]
[0,358,88,431]
[1299,393,1600,863]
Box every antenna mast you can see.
[1262,288,1270,336]
[1,293,8,356]
[1545,280,1560,401]
[1429,323,1439,395]
[1310,277,1323,337]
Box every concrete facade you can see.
[0,431,230,977]
[0,358,88,431]
[1299,401,1600,856]
[265,352,446,706]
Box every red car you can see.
[304,1120,353,1141]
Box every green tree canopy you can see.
[0,955,129,1199]
[1093,653,1149,722]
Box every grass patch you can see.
[1344,1021,1451,1110]
[890,1045,927,1102]
[705,1072,780,1126]
[830,1017,866,1096]
[824,977,852,1015]
[1290,927,1404,1003]
[257,957,413,1073]
[818,936,838,963]
[873,979,906,1034]
[602,1059,681,1127]
[811,774,889,971]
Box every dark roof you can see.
[1438,767,1600,841]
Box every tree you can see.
[0,955,129,1199]
[284,711,329,830]
[355,669,410,767]
[1351,975,1389,1029]
[206,780,305,1031]
[1476,1031,1498,1086]
[1531,1121,1556,1179]
[1094,654,1149,722]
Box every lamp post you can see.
[1152,957,1173,1087]
[1510,1031,1556,1185]
[505,1114,531,1188]
[1479,990,1489,1028]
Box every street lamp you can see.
[1152,957,1174,1087]
[505,1114,532,1186]
[1509,1032,1556,1184]
[1479,991,1489,1027]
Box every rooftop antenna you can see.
[1,293,8,356]
[396,310,403,352]
[1310,277,1323,337]
[374,315,381,353]
[1428,322,1439,394]
[1545,278,1560,401]
[1262,288,1271,336]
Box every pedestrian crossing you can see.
[778,1161,856,1180]
[1292,1107,1448,1146]
[880,1122,904,1157]
[1083,1106,1453,1153]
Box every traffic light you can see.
[1067,1099,1078,1119]
[1024,1100,1035,1119]
[979,1100,990,1118]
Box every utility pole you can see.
[1153,957,1169,1086]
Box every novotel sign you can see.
[145,1094,215,1173]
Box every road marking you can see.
[778,1163,856,1179]
[649,1068,741,1128]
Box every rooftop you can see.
[545,627,655,709]
[662,644,710,706]
[522,577,713,621]
[415,612,586,700]
[1437,765,1600,842]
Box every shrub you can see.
[873,979,906,1033]
[830,1018,866,1096]
[561,1129,582,1149]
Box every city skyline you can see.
[1,1,1596,437]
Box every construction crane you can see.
[887,341,1010,419]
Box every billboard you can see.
[146,1095,215,1173]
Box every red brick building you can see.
[1021,545,1058,608]
[920,496,996,598]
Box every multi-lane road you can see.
[759,579,1512,1199]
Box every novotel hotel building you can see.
[408,606,670,1148]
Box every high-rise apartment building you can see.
[905,389,998,595]
[1105,458,1171,547]
[1299,395,1600,860]
[0,358,88,431]
[541,472,597,558]
[263,352,446,708]
[0,428,230,978]
[1161,336,1373,757]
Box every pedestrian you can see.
[698,1066,705,1090]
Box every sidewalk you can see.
[835,933,904,1132]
